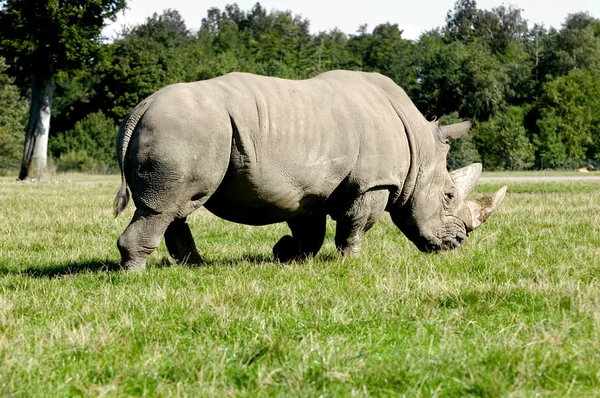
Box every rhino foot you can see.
[273,214,326,262]
[164,218,203,266]
[273,235,303,263]
[334,189,389,258]
[120,260,147,271]
[336,242,362,257]
[117,209,173,271]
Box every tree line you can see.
[1,0,599,175]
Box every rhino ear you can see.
[438,120,472,141]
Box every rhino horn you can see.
[464,186,507,232]
[450,163,482,200]
[439,120,472,141]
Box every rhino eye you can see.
[444,191,456,204]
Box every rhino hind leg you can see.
[117,209,174,270]
[335,189,389,256]
[164,218,202,266]
[273,213,326,262]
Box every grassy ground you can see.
[482,170,599,177]
[1,174,599,396]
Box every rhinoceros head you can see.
[391,120,507,252]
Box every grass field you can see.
[479,170,599,177]
[1,174,599,396]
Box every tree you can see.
[445,0,478,43]
[524,23,548,100]
[94,9,196,119]
[458,40,510,120]
[555,13,600,73]
[50,111,118,172]
[412,30,463,118]
[0,57,28,170]
[533,69,600,167]
[313,29,353,73]
[0,0,126,180]
[251,9,316,78]
[536,13,600,82]
[347,24,373,71]
[472,5,528,54]
[361,23,415,88]
[473,106,534,170]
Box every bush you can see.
[533,70,600,167]
[473,106,535,170]
[0,126,23,170]
[51,111,119,173]
[0,56,28,171]
[56,150,107,173]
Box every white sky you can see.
[103,0,600,40]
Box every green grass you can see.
[1,174,600,396]
[482,170,599,177]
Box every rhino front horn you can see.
[465,186,507,232]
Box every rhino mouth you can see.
[417,233,467,252]
[414,219,468,253]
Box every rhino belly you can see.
[204,145,352,225]
[204,168,326,225]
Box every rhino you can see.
[113,70,506,270]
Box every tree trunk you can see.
[17,74,56,181]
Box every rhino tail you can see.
[113,99,151,217]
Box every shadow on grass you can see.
[0,259,124,278]
[203,251,339,266]
[1,251,341,278]
[207,253,276,266]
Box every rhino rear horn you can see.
[450,163,482,200]
[465,186,507,232]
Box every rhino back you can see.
[127,71,414,224]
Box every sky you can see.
[103,0,600,41]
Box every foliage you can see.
[351,23,415,87]
[473,106,535,170]
[55,149,107,173]
[533,69,600,167]
[411,31,456,118]
[0,126,22,169]
[458,39,510,120]
[0,56,27,169]
[537,13,600,81]
[51,111,118,172]
[0,0,126,85]
[95,9,197,120]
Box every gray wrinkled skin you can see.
[114,71,505,270]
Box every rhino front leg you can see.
[335,189,389,256]
[117,209,173,270]
[273,213,326,262]
[164,218,203,266]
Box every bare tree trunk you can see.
[17,74,56,181]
